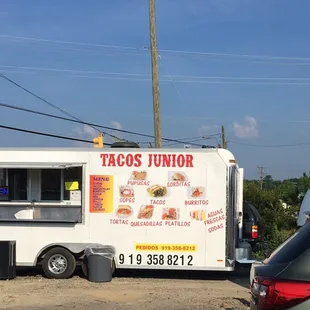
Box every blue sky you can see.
[0,0,310,179]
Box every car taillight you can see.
[251,276,310,310]
[252,225,258,239]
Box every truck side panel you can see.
[88,150,229,270]
[0,148,237,271]
[0,150,91,265]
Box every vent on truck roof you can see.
[110,142,140,148]
[202,145,216,148]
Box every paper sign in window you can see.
[65,181,79,191]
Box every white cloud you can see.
[110,120,123,130]
[199,124,220,134]
[83,125,98,138]
[72,124,98,147]
[233,116,258,139]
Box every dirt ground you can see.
[0,270,251,310]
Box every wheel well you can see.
[35,243,116,266]
[35,245,84,265]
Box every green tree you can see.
[278,180,299,206]
[244,181,297,256]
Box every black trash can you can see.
[0,241,16,280]
[84,247,115,283]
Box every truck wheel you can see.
[42,247,76,279]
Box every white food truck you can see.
[0,147,254,279]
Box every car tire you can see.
[42,247,76,279]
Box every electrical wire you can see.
[0,72,124,141]
[0,34,141,51]
[0,124,112,145]
[2,64,310,82]
[2,70,310,86]
[163,138,209,147]
[1,34,310,62]
[3,40,310,67]
[229,141,310,148]
[0,102,207,146]
[0,72,98,133]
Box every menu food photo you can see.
[89,169,210,229]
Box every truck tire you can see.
[42,247,76,279]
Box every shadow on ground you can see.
[16,265,250,289]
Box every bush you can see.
[244,181,297,256]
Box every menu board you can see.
[90,153,226,236]
[109,169,211,228]
[89,175,114,213]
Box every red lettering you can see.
[208,223,224,233]
[100,153,142,168]
[205,215,225,225]
[125,154,133,167]
[128,180,150,186]
[148,154,194,168]
[110,219,128,225]
[119,197,135,203]
[116,154,125,167]
[208,209,224,218]
[130,221,163,227]
[186,155,194,167]
[154,154,161,167]
[102,153,193,168]
[164,221,191,227]
[185,200,209,206]
[108,154,116,167]
[162,155,171,167]
[167,181,191,187]
[177,155,185,167]
[171,154,177,167]
[150,199,166,205]
[148,154,152,167]
[134,154,142,167]
[100,154,109,166]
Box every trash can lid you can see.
[84,246,115,256]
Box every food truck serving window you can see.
[0,164,84,223]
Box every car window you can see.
[266,223,310,265]
[243,202,251,220]
[249,204,262,221]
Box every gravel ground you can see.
[0,272,251,310]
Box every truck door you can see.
[226,165,238,267]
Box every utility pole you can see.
[149,0,162,148]
[257,166,267,190]
[221,126,227,149]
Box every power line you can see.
[2,64,310,81]
[229,140,310,148]
[2,69,310,86]
[3,41,310,67]
[0,124,112,145]
[0,72,99,133]
[0,101,206,146]
[0,35,140,51]
[1,34,310,62]
[0,72,125,141]
[163,138,207,147]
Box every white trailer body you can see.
[0,147,249,278]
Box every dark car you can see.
[242,201,264,251]
[250,222,310,310]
